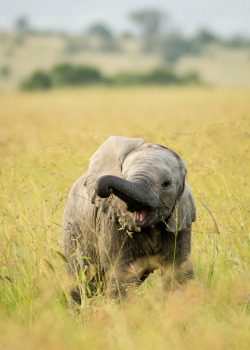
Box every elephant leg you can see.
[105,260,155,298]
[159,228,194,291]
[174,228,194,280]
[69,263,104,304]
[160,264,194,292]
[105,269,129,298]
[98,230,156,298]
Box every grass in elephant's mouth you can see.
[0,87,249,350]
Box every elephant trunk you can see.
[96,175,158,209]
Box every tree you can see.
[129,9,168,53]
[15,16,30,33]
[161,33,199,64]
[193,28,218,46]
[129,9,167,37]
[86,22,120,52]
[86,22,113,39]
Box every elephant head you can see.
[84,136,196,232]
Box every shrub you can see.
[192,29,218,46]
[112,67,182,86]
[143,67,180,84]
[86,23,113,39]
[0,65,11,77]
[112,71,144,85]
[181,71,202,85]
[161,34,199,64]
[19,64,202,90]
[51,63,103,86]
[20,70,52,90]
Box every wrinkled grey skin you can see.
[63,136,196,302]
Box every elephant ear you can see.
[165,179,196,232]
[84,136,145,221]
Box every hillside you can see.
[177,44,250,88]
[0,32,250,90]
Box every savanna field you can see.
[0,87,249,349]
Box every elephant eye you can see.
[162,179,172,188]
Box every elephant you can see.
[62,136,196,302]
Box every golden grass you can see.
[0,87,249,349]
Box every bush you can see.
[143,67,180,84]
[0,65,11,77]
[112,71,144,85]
[193,29,218,46]
[161,34,199,64]
[51,63,103,86]
[112,67,183,86]
[20,64,202,90]
[181,71,202,85]
[86,23,113,39]
[20,70,52,90]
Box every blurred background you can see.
[1,0,250,91]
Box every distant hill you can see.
[176,44,250,88]
[0,32,250,90]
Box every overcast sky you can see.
[1,0,250,37]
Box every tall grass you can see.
[0,87,249,349]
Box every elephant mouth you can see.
[128,206,153,227]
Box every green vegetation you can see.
[20,64,103,90]
[0,65,11,77]
[87,22,114,39]
[64,22,121,54]
[0,13,249,91]
[51,63,103,86]
[128,10,250,62]
[20,70,52,90]
[161,34,199,64]
[112,67,201,86]
[20,64,202,90]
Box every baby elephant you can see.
[63,136,196,302]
